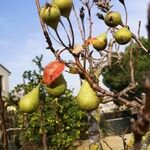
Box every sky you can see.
[0,0,149,95]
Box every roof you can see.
[0,64,11,75]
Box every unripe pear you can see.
[104,11,122,27]
[40,3,60,29]
[92,32,107,51]
[45,74,67,97]
[77,80,100,111]
[114,27,132,45]
[19,85,40,113]
[53,0,73,18]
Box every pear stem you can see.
[124,4,128,26]
[121,0,128,26]
[67,18,75,48]
[46,26,62,46]
[60,20,72,47]
[55,29,68,49]
[79,7,86,70]
[72,4,85,42]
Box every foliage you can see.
[9,55,88,149]
[102,37,150,99]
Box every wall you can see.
[0,65,10,97]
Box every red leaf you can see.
[43,60,65,85]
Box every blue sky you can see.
[0,0,149,94]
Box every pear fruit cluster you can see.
[19,84,40,113]
[40,0,73,29]
[104,11,132,45]
[77,80,100,111]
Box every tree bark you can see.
[0,85,8,150]
[42,131,48,150]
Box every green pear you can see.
[40,3,61,29]
[114,27,132,45]
[77,80,100,111]
[45,74,67,97]
[53,0,73,18]
[92,32,107,51]
[19,85,40,113]
[104,11,122,27]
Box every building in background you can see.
[0,64,11,98]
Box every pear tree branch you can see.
[34,1,150,149]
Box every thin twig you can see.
[6,128,22,132]
[46,26,62,46]
[132,33,148,52]
[117,97,141,109]
[129,45,135,83]
[79,6,87,69]
[107,39,114,67]
[55,29,69,49]
[73,4,85,42]
[118,83,137,97]
[123,1,128,26]
[102,139,113,150]
[88,1,94,38]
[80,7,86,39]
[137,21,141,39]
[67,18,75,48]
[60,20,72,47]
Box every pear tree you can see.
[13,0,150,149]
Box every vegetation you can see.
[8,56,88,149]
[103,37,150,99]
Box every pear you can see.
[53,0,73,18]
[104,11,122,27]
[19,85,40,113]
[40,3,61,29]
[45,74,67,97]
[114,27,132,45]
[76,80,100,111]
[92,32,107,51]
